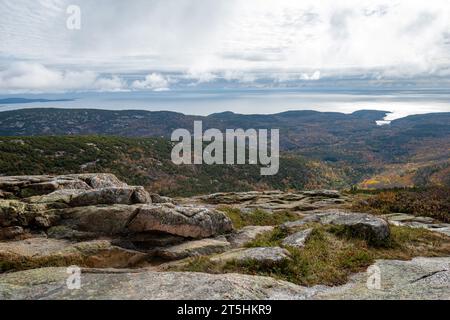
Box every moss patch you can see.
[0,253,83,273]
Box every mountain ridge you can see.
[0,108,448,190]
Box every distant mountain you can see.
[0,108,448,160]
[0,108,449,190]
[0,108,393,140]
[0,98,74,105]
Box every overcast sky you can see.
[1,0,450,93]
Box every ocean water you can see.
[1,89,449,122]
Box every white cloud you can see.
[131,73,170,91]
[184,71,218,84]
[223,70,257,83]
[302,71,321,81]
[92,76,128,92]
[0,62,127,93]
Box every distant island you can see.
[0,98,74,105]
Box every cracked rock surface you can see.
[1,176,449,300]
[315,257,450,300]
[0,257,448,300]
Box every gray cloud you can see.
[1,0,450,92]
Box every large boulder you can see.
[227,226,275,248]
[64,173,128,189]
[0,174,127,198]
[0,238,148,272]
[25,189,85,205]
[128,204,233,238]
[0,174,238,276]
[58,204,141,236]
[302,210,390,244]
[68,187,151,207]
[0,174,231,242]
[211,247,291,267]
[55,203,233,240]
[25,186,151,207]
[282,228,313,248]
[0,176,87,198]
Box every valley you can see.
[0,108,449,193]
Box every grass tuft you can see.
[173,225,450,287]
